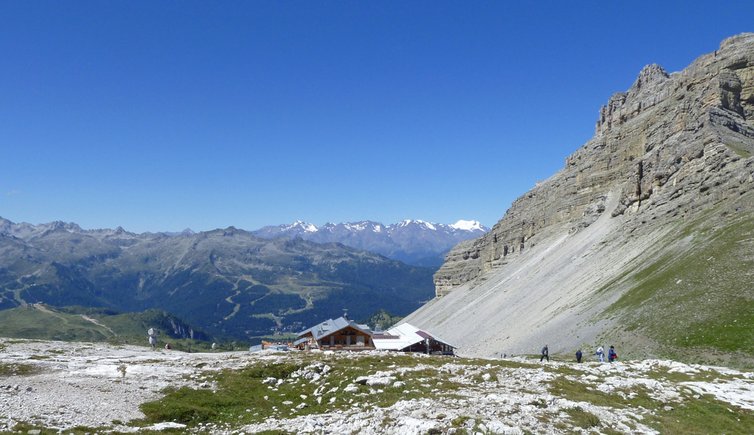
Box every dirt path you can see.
[80,315,117,336]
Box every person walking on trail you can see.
[576,349,583,363]
[148,328,157,350]
[608,345,617,363]
[540,345,549,362]
[596,345,605,363]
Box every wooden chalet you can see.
[295,316,375,351]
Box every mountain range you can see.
[405,33,754,368]
[252,219,488,267]
[0,218,434,342]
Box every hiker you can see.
[540,345,549,362]
[596,345,604,363]
[608,345,617,363]
[148,328,157,350]
[576,349,583,363]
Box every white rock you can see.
[145,422,187,431]
[344,384,359,393]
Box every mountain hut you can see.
[295,317,375,350]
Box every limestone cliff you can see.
[409,34,754,366]
[434,33,754,297]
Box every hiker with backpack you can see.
[608,345,618,362]
[540,344,549,362]
[596,345,605,363]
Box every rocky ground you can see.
[1,338,753,434]
[0,338,241,432]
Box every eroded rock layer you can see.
[408,34,754,365]
[434,34,754,297]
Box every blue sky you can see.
[1,2,752,232]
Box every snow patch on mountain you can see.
[252,219,489,267]
[397,219,437,230]
[450,220,485,232]
[284,220,318,233]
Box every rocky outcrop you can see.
[434,33,754,297]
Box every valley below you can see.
[1,338,753,434]
[0,221,436,344]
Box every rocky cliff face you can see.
[409,34,754,366]
[434,33,754,297]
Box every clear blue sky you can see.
[1,1,752,232]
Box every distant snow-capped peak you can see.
[395,219,487,232]
[450,220,485,232]
[397,219,436,230]
[342,221,384,233]
[251,218,487,267]
[285,220,318,233]
[264,219,487,235]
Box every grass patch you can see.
[564,406,600,428]
[0,362,39,377]
[3,423,115,435]
[651,394,754,434]
[462,357,540,370]
[450,415,471,427]
[140,362,304,426]
[543,364,583,377]
[138,354,465,429]
[725,142,753,159]
[27,354,51,360]
[549,376,658,409]
[549,374,754,434]
[642,364,741,383]
[604,214,754,357]
[3,424,58,435]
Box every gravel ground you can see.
[0,338,253,432]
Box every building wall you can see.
[318,326,373,348]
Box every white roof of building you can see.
[373,322,456,351]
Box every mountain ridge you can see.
[405,33,754,367]
[253,219,488,267]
